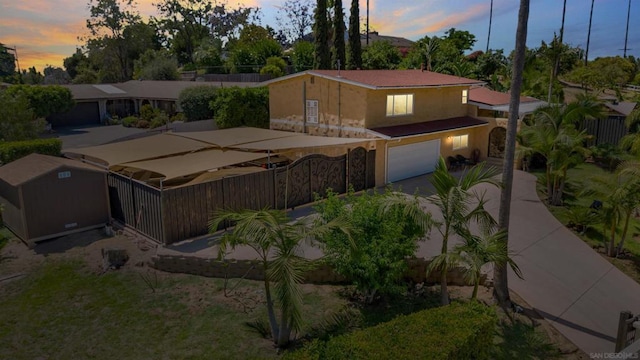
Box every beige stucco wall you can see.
[365,86,469,129]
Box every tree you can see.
[63,49,90,80]
[292,41,314,72]
[154,0,212,65]
[517,100,601,206]
[212,87,269,128]
[346,0,361,70]
[178,85,217,121]
[361,41,402,70]
[43,66,71,85]
[260,56,287,78]
[426,158,501,305]
[209,3,258,45]
[276,0,315,44]
[5,85,75,119]
[313,0,330,69]
[209,208,350,347]
[84,0,141,81]
[441,223,521,300]
[443,28,476,55]
[331,0,346,70]
[315,189,432,303]
[582,162,640,257]
[566,57,635,94]
[133,50,179,80]
[0,91,41,141]
[0,43,16,79]
[20,67,44,85]
[226,25,282,73]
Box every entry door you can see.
[387,139,440,182]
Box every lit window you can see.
[462,89,468,104]
[452,135,469,150]
[386,94,414,116]
[306,100,318,124]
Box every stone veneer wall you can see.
[150,255,485,286]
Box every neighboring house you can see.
[361,32,415,57]
[266,69,546,185]
[48,80,257,128]
[582,101,637,146]
[0,154,110,246]
[468,86,547,159]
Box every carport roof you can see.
[0,153,105,186]
[120,149,267,181]
[169,128,298,147]
[370,117,488,138]
[64,133,211,167]
[232,134,370,151]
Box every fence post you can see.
[616,310,633,352]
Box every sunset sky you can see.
[1,0,638,72]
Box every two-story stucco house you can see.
[265,69,545,185]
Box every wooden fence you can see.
[108,148,375,244]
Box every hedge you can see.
[177,85,218,121]
[211,86,269,129]
[0,138,62,164]
[284,302,497,360]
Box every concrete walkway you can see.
[465,171,640,355]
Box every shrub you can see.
[178,85,218,122]
[122,116,138,128]
[260,56,287,78]
[139,104,157,121]
[170,112,186,123]
[149,112,170,129]
[0,138,62,164]
[136,120,150,129]
[5,84,75,118]
[212,86,269,129]
[284,302,497,360]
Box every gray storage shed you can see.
[0,154,110,245]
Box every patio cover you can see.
[231,135,371,151]
[64,134,211,167]
[120,149,267,181]
[169,128,298,148]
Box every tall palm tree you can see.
[209,208,350,347]
[494,0,530,307]
[486,0,494,53]
[426,157,501,305]
[585,0,595,66]
[424,37,439,72]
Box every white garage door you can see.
[387,139,440,182]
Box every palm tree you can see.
[426,157,501,305]
[441,223,522,300]
[517,99,602,206]
[486,0,494,53]
[424,37,439,72]
[209,208,350,347]
[585,0,595,66]
[494,0,530,307]
[582,161,640,257]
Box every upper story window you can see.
[306,100,318,123]
[462,89,468,104]
[386,94,414,116]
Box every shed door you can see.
[387,139,440,182]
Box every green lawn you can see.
[533,163,640,283]
[0,259,568,359]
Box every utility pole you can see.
[623,0,631,57]
[560,0,567,43]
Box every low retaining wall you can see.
[150,255,486,286]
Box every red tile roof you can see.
[371,117,488,138]
[307,70,484,89]
[469,87,539,106]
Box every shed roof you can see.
[263,70,484,89]
[121,149,267,181]
[64,133,211,167]
[604,101,637,116]
[0,154,105,187]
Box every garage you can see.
[387,139,440,182]
[48,101,101,127]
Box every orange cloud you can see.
[406,4,489,37]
